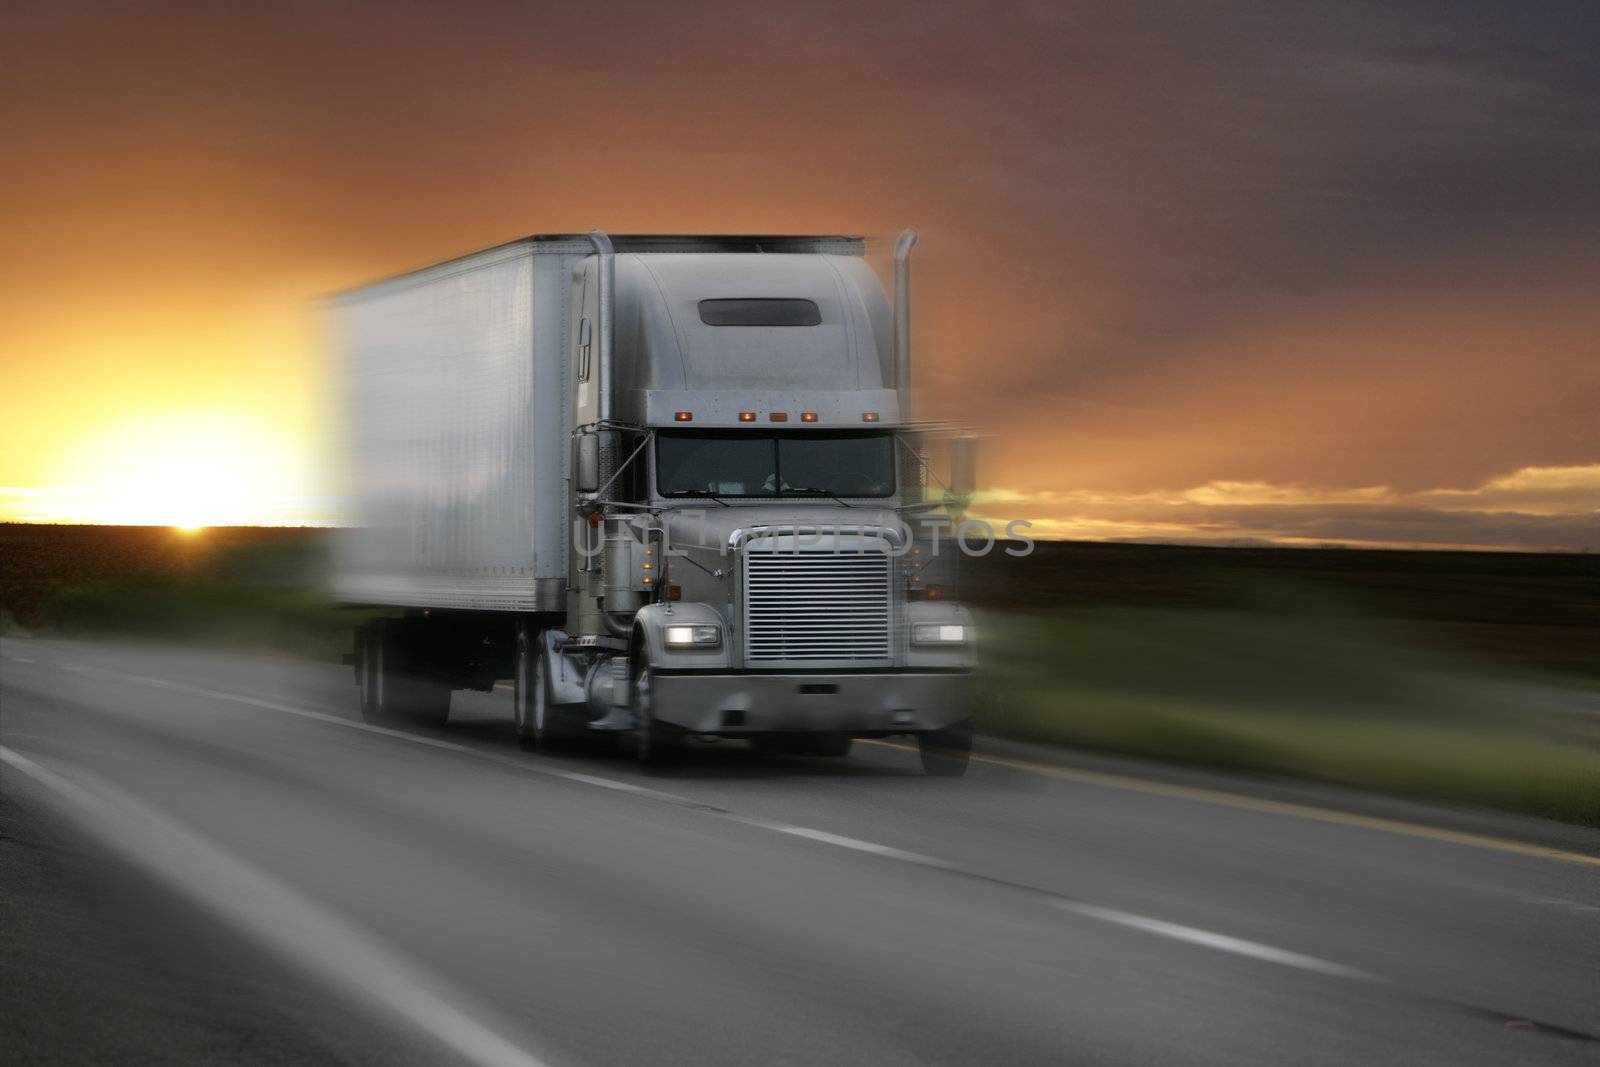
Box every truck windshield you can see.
[657,431,895,498]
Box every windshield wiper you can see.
[663,490,732,507]
[784,487,862,508]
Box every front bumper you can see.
[650,670,974,734]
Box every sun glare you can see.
[28,410,319,526]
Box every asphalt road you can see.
[2,637,1597,1066]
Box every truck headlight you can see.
[912,623,968,646]
[664,624,721,649]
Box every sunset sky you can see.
[2,1,1596,549]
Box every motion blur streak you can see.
[0,746,560,1067]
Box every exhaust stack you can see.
[587,229,616,425]
[893,228,918,419]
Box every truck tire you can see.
[917,720,973,777]
[356,625,381,724]
[629,650,681,768]
[368,619,451,729]
[512,619,557,751]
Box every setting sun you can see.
[9,410,328,527]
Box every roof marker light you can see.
[769,412,788,422]
[674,411,693,422]
[800,412,819,423]
[738,411,756,422]
[862,412,880,422]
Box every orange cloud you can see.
[975,465,1600,551]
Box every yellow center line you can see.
[861,740,1600,868]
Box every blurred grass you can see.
[4,527,370,661]
[978,609,1600,826]
[963,539,1600,679]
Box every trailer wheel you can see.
[356,625,381,724]
[363,621,399,724]
[512,620,548,751]
[917,720,973,777]
[368,619,451,729]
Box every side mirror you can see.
[574,432,599,494]
[949,434,978,500]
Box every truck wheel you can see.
[366,621,400,724]
[370,619,451,729]
[356,625,381,724]
[629,653,681,767]
[512,620,549,751]
[917,720,973,777]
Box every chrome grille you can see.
[743,548,892,664]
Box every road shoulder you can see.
[965,733,1600,859]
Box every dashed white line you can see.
[1526,896,1600,914]
[0,745,561,1067]
[735,818,958,869]
[1053,901,1377,980]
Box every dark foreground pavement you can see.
[2,636,1597,1066]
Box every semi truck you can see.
[331,231,978,774]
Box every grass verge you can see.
[978,610,1600,826]
[24,538,373,662]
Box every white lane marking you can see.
[41,659,1382,986]
[734,818,958,869]
[1054,901,1376,980]
[0,745,561,1067]
[7,655,37,663]
[1525,896,1600,914]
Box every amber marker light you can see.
[769,412,788,422]
[862,412,880,422]
[800,412,819,423]
[738,411,756,422]
[674,411,693,422]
